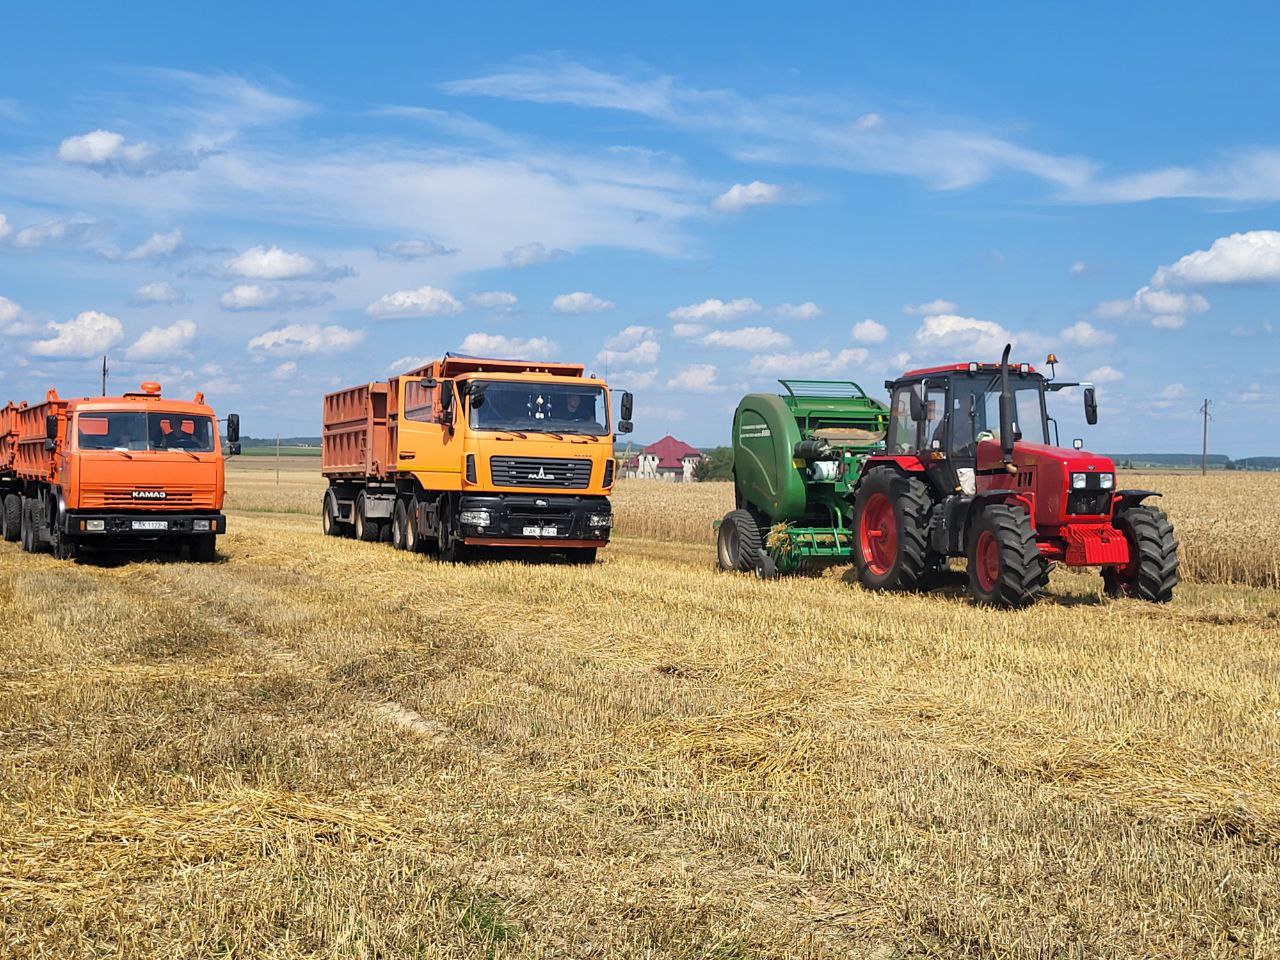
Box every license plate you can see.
[522,525,558,537]
[132,520,169,531]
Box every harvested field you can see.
[2,456,1279,958]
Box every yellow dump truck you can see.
[321,353,633,563]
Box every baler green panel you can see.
[732,394,807,521]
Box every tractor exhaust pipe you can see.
[998,343,1017,471]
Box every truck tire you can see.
[437,497,468,563]
[50,524,77,561]
[1104,505,1179,603]
[966,504,1045,607]
[852,469,932,591]
[189,534,217,563]
[20,498,43,554]
[322,489,349,538]
[565,547,598,565]
[404,499,424,553]
[2,495,19,542]
[392,500,409,550]
[354,493,380,543]
[717,509,764,572]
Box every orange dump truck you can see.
[321,353,633,563]
[0,382,240,560]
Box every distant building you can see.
[624,435,705,482]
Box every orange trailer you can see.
[0,383,241,559]
[321,353,633,563]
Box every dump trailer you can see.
[718,348,1180,607]
[0,383,241,560]
[716,380,889,576]
[321,353,634,563]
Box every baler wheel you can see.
[717,509,763,572]
[852,470,931,591]
[965,504,1045,607]
[1104,505,1179,603]
[1,495,19,543]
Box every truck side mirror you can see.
[439,380,455,431]
[620,391,634,421]
[618,420,633,434]
[46,414,58,440]
[1083,387,1098,425]
[226,413,240,443]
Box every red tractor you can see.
[852,345,1179,606]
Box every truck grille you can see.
[83,488,207,509]
[489,457,592,489]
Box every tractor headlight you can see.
[1071,472,1088,489]
[587,513,613,528]
[459,509,491,526]
[1099,473,1114,489]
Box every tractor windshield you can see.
[949,373,1048,458]
[467,381,609,436]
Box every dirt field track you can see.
[2,458,1279,958]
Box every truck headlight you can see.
[1071,473,1088,489]
[1099,473,1114,489]
[459,509,491,526]
[587,513,613,527]
[85,519,105,532]
[193,519,212,532]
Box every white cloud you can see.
[851,318,888,344]
[904,298,958,316]
[913,313,1010,356]
[459,333,559,359]
[30,310,124,358]
[58,130,149,167]
[133,281,183,305]
[1095,285,1209,328]
[610,368,658,390]
[503,241,569,268]
[1152,231,1280,286]
[365,285,462,318]
[0,214,10,240]
[552,291,615,313]
[226,244,347,281]
[671,322,706,338]
[1058,320,1114,347]
[247,324,365,356]
[1070,260,1087,276]
[220,284,333,312]
[712,180,784,213]
[126,319,197,360]
[1085,365,1124,383]
[775,301,821,320]
[595,326,660,368]
[667,363,721,393]
[375,238,456,260]
[0,296,20,325]
[701,326,790,350]
[667,297,761,323]
[270,361,298,380]
[123,229,183,261]
[11,218,100,249]
[389,355,435,372]
[749,348,869,376]
[469,291,517,309]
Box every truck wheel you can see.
[437,499,468,563]
[565,547,597,565]
[1104,505,1179,603]
[354,493,381,543]
[966,504,1045,607]
[2,495,19,543]
[852,470,932,591]
[404,499,424,553]
[322,489,349,538]
[392,500,409,551]
[20,499,42,554]
[717,509,763,572]
[189,534,217,563]
[50,525,77,561]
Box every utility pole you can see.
[101,356,109,396]
[275,433,281,486]
[1200,399,1211,476]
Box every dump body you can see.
[321,354,628,559]
[0,384,234,559]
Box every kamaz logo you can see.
[132,490,167,500]
[526,467,555,481]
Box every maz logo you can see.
[526,467,555,481]
[132,490,167,500]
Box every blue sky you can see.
[1,2,1277,454]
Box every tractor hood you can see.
[977,439,1116,524]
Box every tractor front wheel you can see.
[966,504,1046,607]
[852,470,932,591]
[716,508,764,572]
[1104,505,1179,603]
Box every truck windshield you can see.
[77,411,218,453]
[948,373,1048,457]
[468,381,609,436]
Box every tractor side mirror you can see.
[908,385,926,421]
[1083,387,1098,425]
[620,391,634,422]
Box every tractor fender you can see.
[849,456,926,494]
[1113,489,1161,512]
[970,489,1037,529]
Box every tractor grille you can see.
[489,457,592,489]
[1066,491,1111,516]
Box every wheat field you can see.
[2,457,1279,958]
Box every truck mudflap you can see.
[454,494,611,545]
[62,512,227,536]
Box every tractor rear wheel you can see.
[852,470,932,591]
[717,508,764,572]
[966,504,1045,607]
[2,494,20,542]
[1104,505,1179,603]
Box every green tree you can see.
[694,446,734,481]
